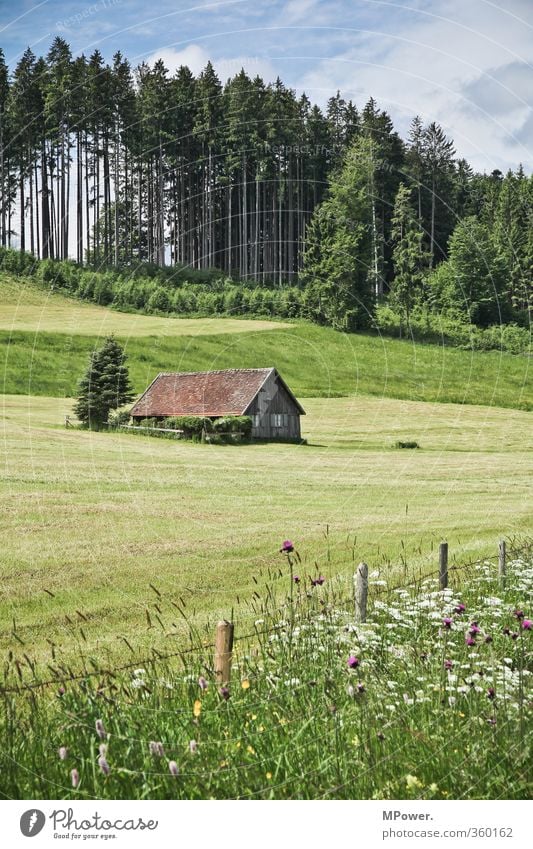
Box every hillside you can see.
[1,273,530,410]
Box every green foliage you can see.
[394,440,420,449]
[390,183,430,320]
[212,416,253,438]
[302,136,375,330]
[427,218,510,326]
[107,409,131,428]
[73,336,134,428]
[162,416,212,437]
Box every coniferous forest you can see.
[0,37,531,339]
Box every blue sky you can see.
[1,0,532,172]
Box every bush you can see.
[394,440,420,449]
[162,416,213,437]
[108,410,131,428]
[212,416,252,438]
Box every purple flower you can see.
[149,741,165,757]
[465,636,476,646]
[98,756,110,776]
[503,627,511,636]
[523,619,532,631]
[58,686,65,697]
[487,717,496,726]
[454,603,466,614]
[357,683,366,694]
[443,617,453,629]
[58,746,68,761]
[95,719,106,740]
[487,687,496,700]
[514,609,525,620]
[280,540,294,554]
[189,739,198,754]
[444,659,453,670]
[293,575,300,584]
[198,676,208,691]
[469,623,481,636]
[168,760,179,776]
[347,655,360,669]
[484,634,493,644]
[70,768,79,789]
[219,686,230,701]
[311,576,325,586]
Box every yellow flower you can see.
[247,745,255,755]
[405,774,423,790]
[236,741,241,748]
[429,783,438,793]
[219,760,228,768]
[258,725,265,733]
[251,714,257,721]
[241,679,250,690]
[193,699,202,718]
[266,772,272,780]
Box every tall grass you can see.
[2,545,531,800]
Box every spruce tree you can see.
[74,336,134,428]
[390,183,429,324]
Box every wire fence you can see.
[1,538,531,696]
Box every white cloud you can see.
[146,43,277,82]
[288,0,533,171]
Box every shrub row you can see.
[130,415,253,441]
[1,247,529,353]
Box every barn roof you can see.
[130,368,305,418]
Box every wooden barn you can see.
[130,368,305,440]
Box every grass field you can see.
[1,392,531,670]
[0,272,530,408]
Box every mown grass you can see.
[2,550,531,799]
[1,393,531,669]
[0,272,530,409]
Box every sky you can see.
[0,0,532,173]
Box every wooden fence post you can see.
[499,539,506,586]
[354,562,368,623]
[439,542,448,590]
[214,620,234,686]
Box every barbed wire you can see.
[1,541,530,695]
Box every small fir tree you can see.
[74,336,134,428]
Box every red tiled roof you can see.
[130,368,275,418]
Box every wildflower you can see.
[70,768,79,789]
[198,676,208,691]
[405,774,423,790]
[193,700,202,718]
[149,741,165,757]
[444,659,453,670]
[487,688,496,700]
[241,679,250,690]
[454,603,466,614]
[357,683,366,694]
[98,756,110,776]
[443,617,453,629]
[58,686,65,697]
[280,540,294,554]
[511,632,519,640]
[58,746,68,760]
[487,717,497,726]
[293,575,300,584]
[219,686,230,700]
[514,610,525,620]
[469,623,481,636]
[266,772,272,780]
[377,732,385,741]
[465,636,476,646]
[95,719,106,740]
[189,740,198,754]
[246,745,255,755]
[523,619,532,631]
[346,684,355,698]
[168,761,179,776]
[311,576,325,586]
[98,743,107,757]
[347,655,360,669]
[484,635,493,644]
[503,627,511,636]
